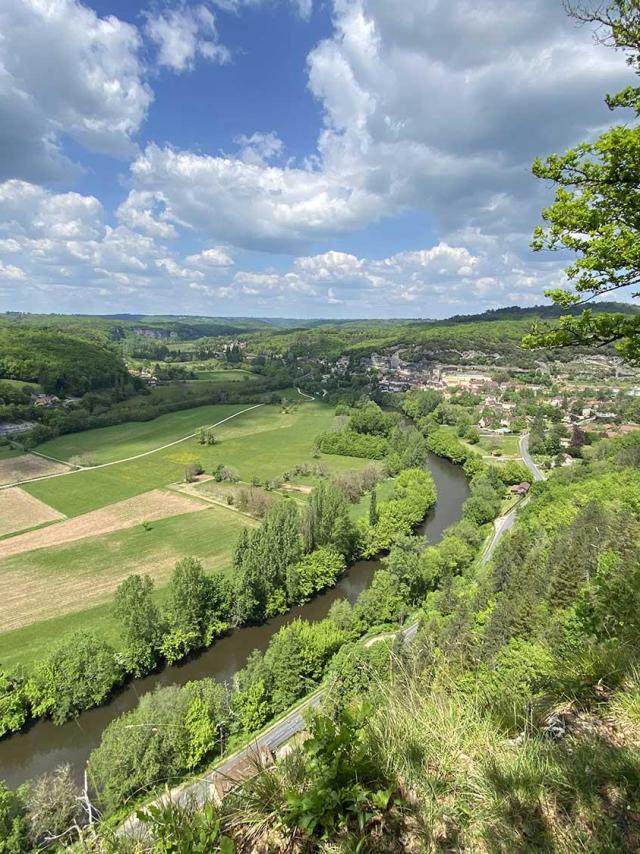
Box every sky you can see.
[0,0,633,318]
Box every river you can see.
[0,452,469,789]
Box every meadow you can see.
[24,402,365,516]
[0,399,369,666]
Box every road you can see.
[120,620,419,838]
[0,403,265,491]
[481,433,545,563]
[519,433,545,482]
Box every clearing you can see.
[0,488,206,560]
[0,453,71,486]
[0,488,65,537]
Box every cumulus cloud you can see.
[0,0,151,182]
[186,247,235,266]
[144,2,230,72]
[129,142,387,251]
[121,0,631,303]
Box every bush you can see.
[26,632,122,724]
[184,461,204,483]
[317,430,389,459]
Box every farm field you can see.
[0,452,71,486]
[191,369,256,382]
[0,399,368,668]
[0,489,206,560]
[35,402,253,465]
[0,488,65,537]
[0,504,252,636]
[23,402,365,517]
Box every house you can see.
[510,482,531,496]
[31,393,60,407]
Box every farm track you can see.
[0,404,265,490]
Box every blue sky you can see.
[0,0,633,318]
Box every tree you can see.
[162,558,230,661]
[24,765,82,847]
[27,632,122,724]
[0,781,28,854]
[113,574,161,676]
[368,488,378,527]
[524,1,640,363]
[184,461,204,483]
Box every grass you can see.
[477,434,521,456]
[191,369,256,382]
[0,446,22,461]
[348,477,396,522]
[24,402,367,517]
[35,403,251,464]
[0,506,252,665]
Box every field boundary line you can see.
[0,404,265,491]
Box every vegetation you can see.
[524,1,640,362]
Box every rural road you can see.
[481,432,545,563]
[121,620,419,838]
[519,433,545,482]
[1,404,265,491]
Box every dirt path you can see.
[0,404,265,490]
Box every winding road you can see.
[481,432,545,564]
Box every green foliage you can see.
[135,802,235,853]
[0,781,28,854]
[362,467,437,556]
[233,500,302,623]
[269,706,395,842]
[525,2,640,361]
[0,671,28,739]
[26,631,122,724]
[317,429,389,459]
[89,680,227,813]
[286,547,346,604]
[0,328,128,394]
[162,559,231,661]
[302,480,356,558]
[113,574,161,677]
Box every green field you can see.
[478,434,521,456]
[0,446,22,461]
[25,402,366,517]
[2,399,371,665]
[36,403,251,464]
[191,369,256,382]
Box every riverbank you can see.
[0,452,469,790]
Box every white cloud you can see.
[0,0,151,182]
[0,262,25,280]
[122,0,631,302]
[235,131,284,165]
[117,191,177,239]
[144,2,230,72]
[129,143,387,251]
[186,247,235,266]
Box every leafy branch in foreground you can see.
[525,0,640,362]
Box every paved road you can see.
[519,433,545,482]
[121,620,419,838]
[0,404,265,491]
[481,433,545,563]
[481,497,528,564]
